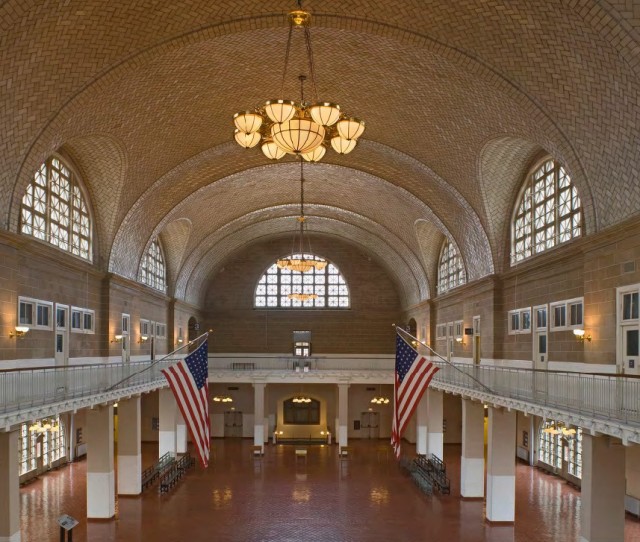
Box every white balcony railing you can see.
[1,355,640,438]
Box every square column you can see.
[117,397,141,495]
[176,411,188,454]
[87,406,115,519]
[253,382,265,452]
[0,430,20,542]
[461,399,484,498]
[338,383,349,448]
[580,435,625,542]
[486,407,516,522]
[159,388,177,457]
[415,393,428,456]
[427,389,443,460]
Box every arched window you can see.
[254,254,349,309]
[538,420,582,479]
[511,159,582,264]
[19,416,66,476]
[437,239,466,295]
[139,239,166,292]
[20,156,92,261]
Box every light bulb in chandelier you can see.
[231,6,364,161]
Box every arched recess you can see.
[55,134,127,268]
[158,218,192,294]
[478,136,596,273]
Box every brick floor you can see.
[18,440,640,541]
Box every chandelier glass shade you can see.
[292,396,312,403]
[370,396,390,405]
[232,6,365,161]
[212,395,233,403]
[29,418,60,433]
[542,421,576,436]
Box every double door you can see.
[360,412,380,439]
[224,411,243,438]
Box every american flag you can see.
[391,333,439,459]
[161,340,210,468]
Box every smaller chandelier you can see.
[292,396,312,403]
[278,159,327,277]
[232,6,365,162]
[370,396,390,405]
[213,396,233,403]
[29,418,60,433]
[288,292,318,302]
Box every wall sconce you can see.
[455,336,464,344]
[111,334,123,343]
[9,326,29,339]
[411,340,419,348]
[573,329,592,342]
[138,335,148,344]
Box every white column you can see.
[427,389,443,459]
[159,388,177,457]
[87,406,115,519]
[486,407,516,522]
[461,399,484,498]
[0,430,20,542]
[580,435,625,542]
[338,383,349,448]
[176,411,188,454]
[415,393,428,456]
[117,397,141,495]
[253,382,265,452]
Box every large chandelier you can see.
[278,160,327,286]
[232,4,365,162]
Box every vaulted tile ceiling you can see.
[2,1,639,307]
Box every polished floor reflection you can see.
[19,440,640,541]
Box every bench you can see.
[142,451,175,490]
[415,454,450,495]
[410,458,433,495]
[338,446,351,459]
[159,453,195,494]
[295,448,308,463]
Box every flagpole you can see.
[392,324,493,393]
[105,329,213,392]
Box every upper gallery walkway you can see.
[1,353,639,444]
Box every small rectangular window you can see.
[622,292,639,321]
[56,305,67,330]
[71,308,82,332]
[569,301,583,327]
[436,324,447,340]
[508,308,531,334]
[536,307,547,330]
[454,320,463,339]
[83,310,94,334]
[552,304,566,329]
[19,299,34,326]
[122,314,130,334]
[140,319,149,337]
[36,304,50,327]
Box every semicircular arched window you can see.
[511,159,582,265]
[19,156,93,261]
[437,239,466,295]
[254,254,350,309]
[139,239,166,293]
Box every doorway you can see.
[472,316,481,364]
[188,317,199,352]
[360,412,380,439]
[224,411,243,438]
[533,305,548,370]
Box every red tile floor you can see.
[19,440,640,541]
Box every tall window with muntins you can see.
[254,254,349,309]
[437,239,466,294]
[511,159,582,264]
[139,239,166,292]
[18,416,65,476]
[567,428,582,479]
[538,420,563,469]
[20,156,92,261]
